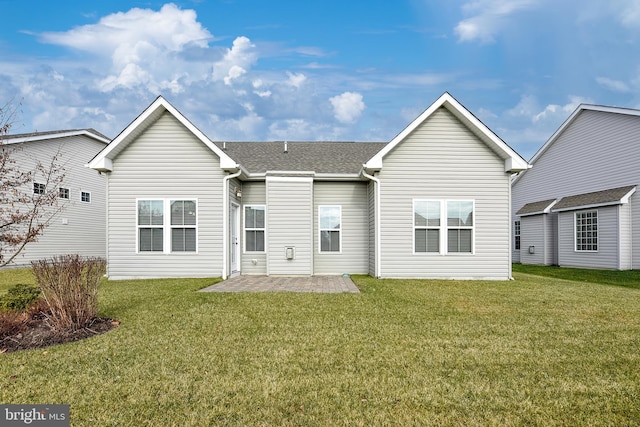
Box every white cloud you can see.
[533,96,591,123]
[287,72,306,88]
[329,92,365,124]
[455,0,539,43]
[596,77,630,93]
[212,36,257,83]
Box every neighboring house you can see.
[512,104,640,270]
[2,129,110,266]
[88,93,528,280]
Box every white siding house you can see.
[2,129,109,266]
[89,93,528,280]
[512,104,640,270]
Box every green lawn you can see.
[1,268,639,426]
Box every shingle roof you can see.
[213,141,388,175]
[552,185,636,212]
[516,199,557,216]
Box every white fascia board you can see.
[87,157,113,173]
[5,129,110,145]
[363,92,529,173]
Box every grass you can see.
[513,263,640,289]
[1,267,639,425]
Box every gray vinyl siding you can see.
[313,182,369,275]
[240,181,267,274]
[266,177,313,275]
[7,136,107,266]
[367,180,376,276]
[512,109,640,269]
[377,107,512,279]
[520,215,546,265]
[106,112,224,279]
[557,207,618,269]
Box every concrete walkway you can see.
[200,275,360,293]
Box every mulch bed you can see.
[1,310,119,354]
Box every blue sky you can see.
[1,0,639,159]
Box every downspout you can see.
[222,169,242,280]
[362,169,381,278]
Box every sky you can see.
[1,0,639,160]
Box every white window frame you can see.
[170,200,198,253]
[244,205,266,253]
[81,191,91,203]
[136,198,198,254]
[33,182,45,195]
[413,200,441,254]
[59,187,70,199]
[574,210,598,252]
[514,220,521,250]
[318,205,342,253]
[413,199,475,255]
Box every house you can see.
[88,93,529,280]
[2,129,110,266]
[512,104,640,270]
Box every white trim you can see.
[361,170,381,277]
[135,198,199,255]
[574,209,598,253]
[4,129,110,145]
[412,198,475,255]
[413,199,442,254]
[243,205,266,253]
[364,92,529,173]
[318,205,342,254]
[222,170,242,280]
[88,96,239,173]
[265,175,314,183]
[230,202,241,274]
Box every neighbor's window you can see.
[575,210,597,251]
[138,200,164,252]
[59,187,70,199]
[447,201,474,253]
[245,205,265,252]
[319,205,341,252]
[514,220,521,250]
[171,200,197,252]
[33,182,45,195]
[81,191,91,203]
[414,200,441,253]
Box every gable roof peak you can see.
[363,92,529,173]
[88,95,238,173]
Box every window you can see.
[171,200,196,252]
[514,220,521,250]
[245,205,265,252]
[447,201,474,253]
[137,199,197,253]
[319,206,341,253]
[33,182,45,195]
[81,192,91,203]
[414,200,440,253]
[59,187,69,199]
[413,199,474,254]
[575,210,597,251]
[138,200,164,252]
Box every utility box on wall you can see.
[285,246,295,260]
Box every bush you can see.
[0,284,41,312]
[31,255,106,330]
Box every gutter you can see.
[222,169,242,280]
[361,169,381,278]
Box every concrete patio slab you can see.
[199,275,360,293]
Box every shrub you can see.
[0,284,41,312]
[31,255,106,330]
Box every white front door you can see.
[230,204,240,273]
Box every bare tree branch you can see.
[0,101,66,267]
